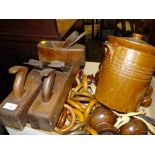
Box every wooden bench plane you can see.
[28,59,84,131]
[0,66,42,130]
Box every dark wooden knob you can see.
[89,106,117,134]
[95,122,119,135]
[120,118,148,135]
[66,130,88,135]
[141,96,152,107]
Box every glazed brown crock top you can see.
[107,33,155,56]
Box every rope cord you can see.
[113,107,155,134]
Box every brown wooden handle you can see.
[62,31,79,48]
[42,69,56,103]
[66,32,86,48]
[9,66,28,98]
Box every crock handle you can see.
[103,42,110,55]
[103,42,114,61]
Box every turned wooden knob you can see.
[120,118,148,135]
[89,106,118,134]
[95,122,119,135]
[141,85,153,107]
[141,96,152,107]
